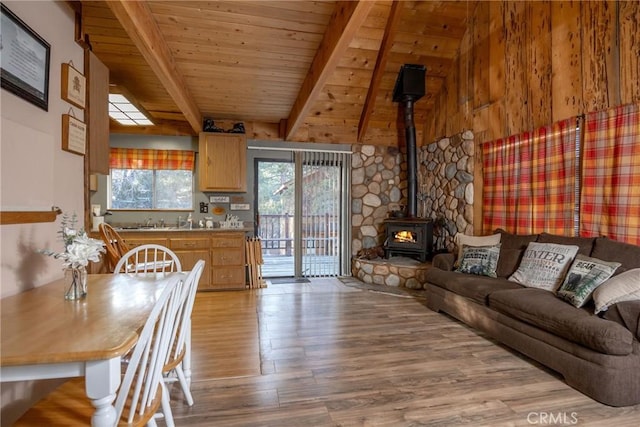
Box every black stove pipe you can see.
[393,64,425,219]
[403,98,418,218]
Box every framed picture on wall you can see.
[0,4,51,111]
[61,63,85,109]
[62,114,86,156]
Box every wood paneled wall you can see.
[422,0,639,235]
[424,0,640,146]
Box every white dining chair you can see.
[161,259,205,414]
[15,275,184,426]
[114,244,182,274]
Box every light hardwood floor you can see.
[167,278,640,426]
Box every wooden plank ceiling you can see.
[81,0,474,146]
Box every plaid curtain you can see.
[580,104,640,245]
[482,118,578,235]
[109,148,194,171]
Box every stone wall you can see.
[351,145,406,255]
[351,131,475,258]
[418,130,475,251]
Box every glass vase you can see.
[64,266,87,300]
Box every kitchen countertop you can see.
[112,227,253,233]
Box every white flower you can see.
[39,213,105,270]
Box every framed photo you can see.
[61,63,85,109]
[210,195,230,203]
[0,4,51,111]
[62,114,86,156]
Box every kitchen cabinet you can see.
[91,229,248,290]
[198,133,247,192]
[125,237,169,249]
[209,232,246,290]
[169,237,212,288]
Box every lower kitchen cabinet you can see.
[92,229,248,290]
[125,237,169,249]
[169,237,211,288]
[209,232,246,290]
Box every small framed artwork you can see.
[0,4,51,111]
[61,114,86,155]
[230,203,250,210]
[61,63,85,109]
[210,195,230,203]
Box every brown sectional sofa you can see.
[424,230,640,406]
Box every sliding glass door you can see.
[256,160,295,277]
[255,151,350,278]
[300,151,345,277]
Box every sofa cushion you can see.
[488,288,634,355]
[425,268,522,305]
[557,254,621,308]
[591,237,640,275]
[508,242,579,291]
[537,232,595,256]
[456,244,501,278]
[454,233,501,267]
[432,252,455,271]
[593,268,640,314]
[494,229,539,278]
[602,301,640,341]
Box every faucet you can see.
[145,217,153,227]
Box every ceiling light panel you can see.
[108,93,153,126]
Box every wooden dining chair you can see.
[15,275,184,427]
[161,259,205,415]
[99,222,130,273]
[114,244,182,274]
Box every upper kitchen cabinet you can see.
[87,51,109,175]
[198,133,247,192]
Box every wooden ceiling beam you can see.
[105,0,202,133]
[357,1,403,143]
[285,0,374,141]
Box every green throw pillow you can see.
[558,254,622,308]
[557,254,621,308]
[456,244,501,278]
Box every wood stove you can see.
[381,64,433,263]
[384,219,433,262]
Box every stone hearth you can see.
[351,256,431,290]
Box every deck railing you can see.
[257,213,339,256]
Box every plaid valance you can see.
[109,148,195,171]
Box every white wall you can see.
[0,1,85,424]
[1,0,84,298]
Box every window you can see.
[109,148,194,210]
[110,169,192,209]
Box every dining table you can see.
[0,272,185,427]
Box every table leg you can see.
[85,358,121,427]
